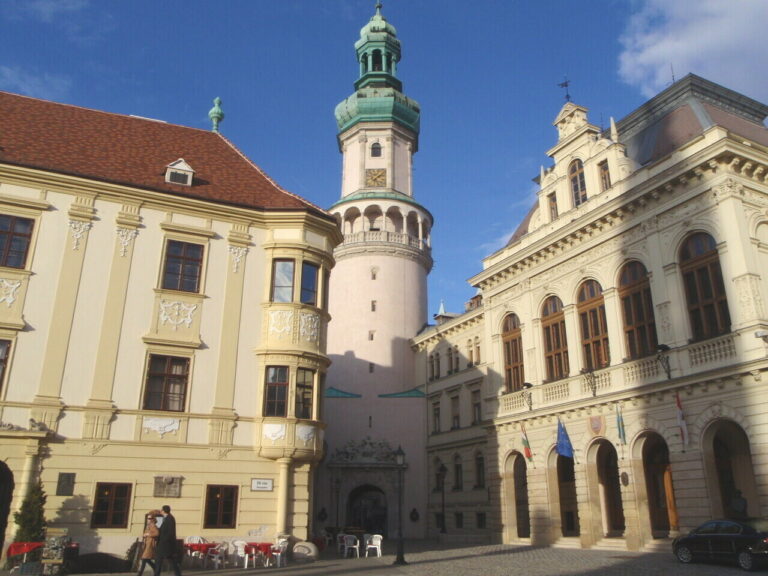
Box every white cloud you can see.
[1,0,88,23]
[0,66,72,101]
[619,0,768,102]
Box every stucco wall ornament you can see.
[296,424,316,446]
[68,219,92,250]
[269,310,293,337]
[0,421,23,431]
[228,245,248,273]
[143,417,180,437]
[0,279,21,307]
[116,227,138,257]
[330,435,396,464]
[300,312,320,343]
[263,423,286,444]
[159,300,197,330]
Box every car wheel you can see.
[676,545,693,564]
[737,550,754,572]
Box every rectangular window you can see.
[599,160,611,191]
[436,513,445,532]
[91,482,131,528]
[451,396,460,429]
[453,461,463,490]
[547,193,558,221]
[471,390,481,425]
[0,340,10,393]
[0,215,34,269]
[264,366,288,417]
[271,260,295,302]
[300,262,319,305]
[371,300,377,312]
[295,368,314,419]
[368,331,375,341]
[56,473,75,496]
[369,363,375,373]
[162,240,204,292]
[143,355,189,412]
[204,485,238,529]
[432,403,440,433]
[477,512,487,529]
[455,512,464,529]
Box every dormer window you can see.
[165,159,195,187]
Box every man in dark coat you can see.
[154,505,181,576]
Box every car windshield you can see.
[743,518,768,532]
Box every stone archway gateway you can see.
[641,433,675,537]
[595,441,624,537]
[557,455,579,537]
[346,484,388,536]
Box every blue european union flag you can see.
[556,418,574,458]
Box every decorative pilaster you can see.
[35,196,95,413]
[84,205,142,438]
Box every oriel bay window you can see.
[264,366,289,417]
[680,232,731,340]
[91,482,131,528]
[0,340,10,393]
[577,280,610,370]
[143,355,189,412]
[295,368,314,419]
[300,262,319,305]
[204,485,238,529]
[162,240,204,292]
[270,260,294,302]
[0,214,34,268]
[542,296,569,381]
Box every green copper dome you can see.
[336,2,420,141]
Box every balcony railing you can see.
[342,230,430,253]
[498,332,740,418]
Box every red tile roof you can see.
[0,91,328,215]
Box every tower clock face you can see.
[365,168,386,187]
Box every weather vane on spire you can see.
[558,76,571,102]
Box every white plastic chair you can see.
[184,536,208,564]
[268,539,288,568]
[336,533,347,555]
[232,540,255,569]
[343,534,359,558]
[205,542,228,569]
[365,534,383,557]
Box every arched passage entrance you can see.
[593,441,624,537]
[346,485,387,536]
[642,433,676,536]
[703,419,758,519]
[0,462,14,552]
[557,455,580,537]
[503,453,530,541]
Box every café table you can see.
[246,542,273,567]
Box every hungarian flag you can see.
[616,404,627,445]
[676,391,689,447]
[521,423,533,462]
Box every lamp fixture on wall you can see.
[522,382,533,411]
[656,344,672,380]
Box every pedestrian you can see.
[137,514,159,576]
[154,505,181,576]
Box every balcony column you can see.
[275,457,293,537]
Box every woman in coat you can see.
[137,515,159,576]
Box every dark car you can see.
[673,518,768,571]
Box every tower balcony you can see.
[335,229,432,270]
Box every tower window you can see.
[548,193,559,221]
[599,160,611,191]
[371,300,377,312]
[371,143,382,157]
[372,49,383,71]
[368,330,375,341]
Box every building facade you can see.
[0,92,341,556]
[316,4,432,540]
[416,75,768,550]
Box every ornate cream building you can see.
[0,91,341,556]
[415,75,768,550]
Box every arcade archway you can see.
[346,485,388,536]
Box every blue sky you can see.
[2,0,767,317]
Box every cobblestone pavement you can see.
[4,541,758,576]
[170,542,760,576]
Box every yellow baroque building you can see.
[416,75,768,551]
[0,92,341,556]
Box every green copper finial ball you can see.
[208,97,224,133]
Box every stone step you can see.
[592,538,627,551]
[642,538,673,553]
[551,537,582,549]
